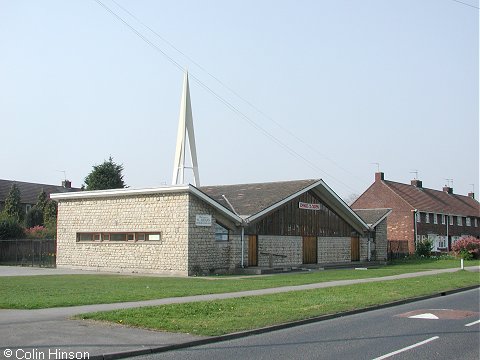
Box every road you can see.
[132,288,480,360]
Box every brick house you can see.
[0,179,78,216]
[352,172,480,255]
[52,179,390,276]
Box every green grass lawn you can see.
[0,259,478,309]
[78,271,480,336]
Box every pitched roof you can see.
[354,208,392,228]
[0,179,80,205]
[199,179,319,218]
[383,180,479,217]
[199,179,370,233]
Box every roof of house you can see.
[383,180,479,216]
[354,208,392,228]
[0,179,80,205]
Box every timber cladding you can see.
[255,191,355,237]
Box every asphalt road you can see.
[132,288,480,360]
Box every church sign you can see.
[299,202,321,211]
[195,214,212,226]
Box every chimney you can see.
[62,180,72,189]
[375,172,384,182]
[443,186,453,194]
[468,192,475,200]
[411,179,422,188]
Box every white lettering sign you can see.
[299,202,321,210]
[195,214,212,226]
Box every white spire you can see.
[172,71,200,186]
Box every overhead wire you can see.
[93,0,366,195]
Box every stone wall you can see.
[317,237,351,263]
[187,194,236,274]
[374,218,388,261]
[257,235,302,267]
[56,192,191,276]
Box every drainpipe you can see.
[241,226,245,268]
[367,231,372,261]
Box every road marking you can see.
[465,320,480,327]
[409,313,439,320]
[371,336,439,360]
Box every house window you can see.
[425,213,430,224]
[441,214,446,225]
[466,218,471,227]
[475,218,478,227]
[416,212,421,223]
[449,216,453,226]
[215,222,229,241]
[457,217,462,226]
[433,213,438,224]
[25,204,32,213]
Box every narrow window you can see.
[466,218,471,227]
[425,213,430,224]
[78,233,93,242]
[457,217,462,226]
[441,214,446,225]
[215,222,229,241]
[449,216,453,226]
[416,212,421,223]
[475,218,478,227]
[147,234,161,241]
[110,233,127,241]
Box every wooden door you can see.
[303,236,317,264]
[248,235,258,266]
[351,236,360,261]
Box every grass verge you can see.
[0,259,478,309]
[77,271,479,336]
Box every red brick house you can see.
[352,172,480,255]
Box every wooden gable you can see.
[252,190,355,237]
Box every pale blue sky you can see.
[0,0,478,200]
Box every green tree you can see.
[84,157,127,190]
[43,200,58,229]
[35,190,48,212]
[3,184,23,221]
[25,208,44,228]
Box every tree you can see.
[3,183,23,221]
[84,157,127,190]
[43,200,58,229]
[35,190,48,212]
[25,208,44,228]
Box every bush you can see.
[0,218,25,239]
[25,225,55,239]
[415,239,433,258]
[451,236,480,260]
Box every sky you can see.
[0,0,478,201]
